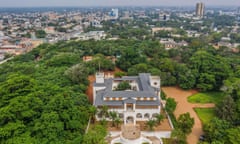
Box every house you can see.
[93,73,161,125]
[83,56,93,62]
[160,38,188,50]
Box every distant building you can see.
[159,13,170,21]
[237,7,240,15]
[109,9,119,19]
[196,2,205,18]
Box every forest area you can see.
[0,38,240,143]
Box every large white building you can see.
[93,73,161,125]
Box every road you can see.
[162,87,214,144]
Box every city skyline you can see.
[0,0,239,7]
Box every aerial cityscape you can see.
[0,1,240,144]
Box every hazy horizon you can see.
[0,0,239,7]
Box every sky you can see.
[0,0,239,7]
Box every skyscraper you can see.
[196,2,205,18]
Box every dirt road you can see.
[162,87,214,144]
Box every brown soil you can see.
[162,86,215,144]
[86,75,95,104]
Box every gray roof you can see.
[94,73,160,106]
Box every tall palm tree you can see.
[115,117,121,128]
[89,106,97,123]
[146,119,156,131]
[100,105,108,119]
[109,111,117,126]
[155,114,164,124]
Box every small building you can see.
[83,56,93,62]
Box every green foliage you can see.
[109,111,118,127]
[154,114,164,124]
[188,92,226,104]
[114,71,126,78]
[83,125,107,144]
[146,119,156,131]
[226,127,240,144]
[35,30,46,38]
[171,128,187,144]
[160,91,166,100]
[203,118,231,143]
[189,51,231,91]
[177,112,194,135]
[115,81,131,91]
[177,64,196,89]
[0,41,92,143]
[165,98,177,114]
[86,54,115,71]
[215,96,236,123]
[221,77,240,101]
[64,63,89,84]
[128,63,149,75]
[194,108,216,124]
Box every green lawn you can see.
[194,108,216,124]
[188,92,225,104]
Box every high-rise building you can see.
[196,2,205,18]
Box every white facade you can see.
[94,73,161,125]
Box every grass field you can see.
[194,108,216,124]
[188,91,225,104]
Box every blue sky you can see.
[0,0,239,7]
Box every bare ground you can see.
[162,86,215,144]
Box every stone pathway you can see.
[162,87,215,144]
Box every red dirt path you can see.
[162,86,215,144]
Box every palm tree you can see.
[155,114,164,124]
[89,106,97,123]
[115,117,121,128]
[99,105,108,119]
[109,111,117,126]
[146,119,156,131]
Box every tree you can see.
[171,128,187,144]
[109,111,117,127]
[177,64,196,89]
[215,95,236,123]
[115,117,121,128]
[177,112,194,135]
[154,114,164,124]
[64,63,89,84]
[99,105,108,119]
[203,118,231,143]
[83,125,107,144]
[146,119,156,131]
[189,51,231,91]
[116,81,131,91]
[226,127,240,144]
[221,77,240,101]
[114,71,126,78]
[128,63,149,75]
[89,106,97,123]
[35,30,46,38]
[165,98,177,114]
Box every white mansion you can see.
[93,72,161,125]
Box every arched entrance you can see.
[126,116,134,124]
